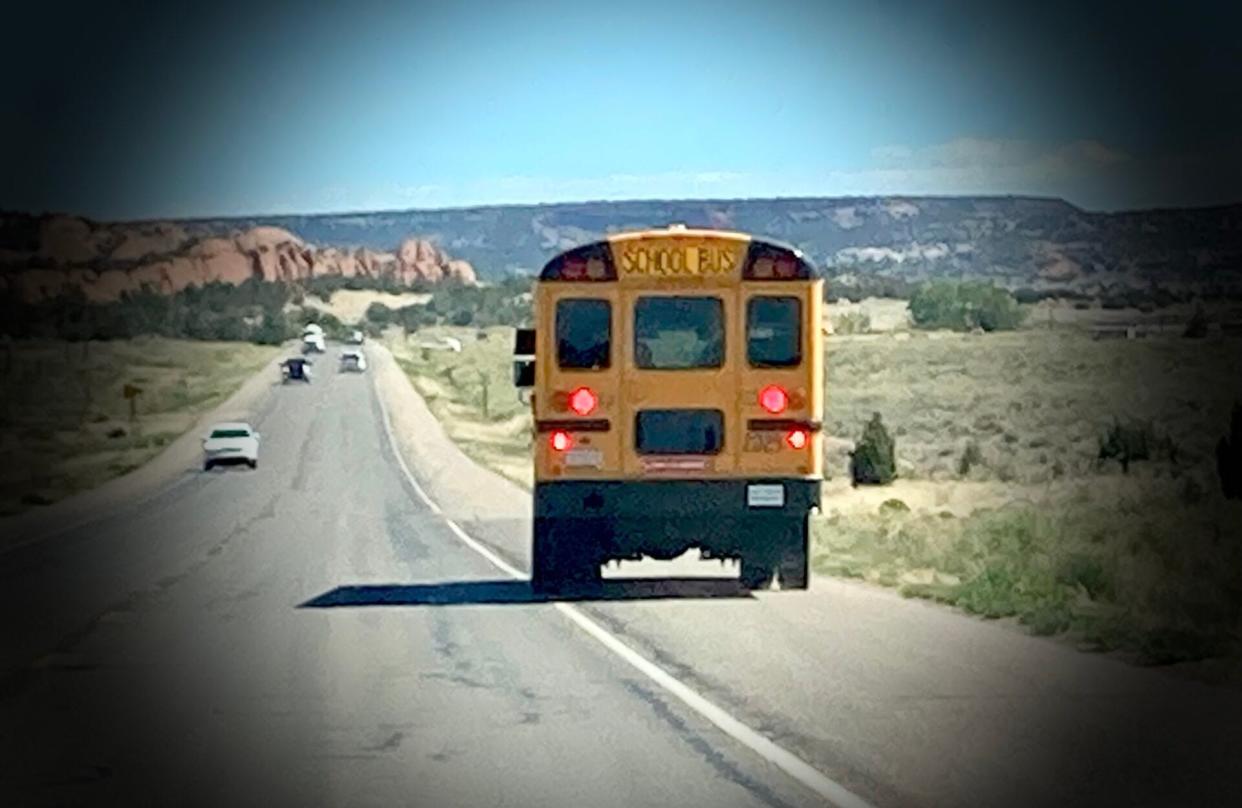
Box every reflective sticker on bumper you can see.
[747,484,785,508]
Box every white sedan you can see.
[202,422,260,471]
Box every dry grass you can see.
[824,329,1242,485]
[0,338,280,515]
[824,298,911,333]
[385,327,534,489]
[812,478,1242,664]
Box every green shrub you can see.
[850,412,897,486]
[1098,419,1177,473]
[252,310,292,345]
[957,440,983,477]
[1217,401,1242,499]
[879,498,910,514]
[294,308,348,341]
[909,281,1025,332]
[1055,553,1112,599]
[365,302,394,325]
[1184,304,1209,339]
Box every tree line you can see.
[8,268,1229,345]
[0,274,536,345]
[363,276,533,334]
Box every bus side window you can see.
[556,299,611,369]
[747,297,802,367]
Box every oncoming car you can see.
[202,422,260,471]
[513,226,824,593]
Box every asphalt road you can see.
[2,355,1239,808]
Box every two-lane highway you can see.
[0,359,825,808]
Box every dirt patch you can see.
[302,290,432,324]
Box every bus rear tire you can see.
[531,517,601,595]
[739,554,775,590]
[777,517,810,590]
[740,517,809,591]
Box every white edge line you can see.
[373,363,876,808]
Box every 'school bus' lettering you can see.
[618,242,741,277]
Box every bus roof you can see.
[604,226,754,245]
[538,226,817,281]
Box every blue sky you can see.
[4,0,1239,218]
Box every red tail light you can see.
[785,429,809,450]
[759,385,788,414]
[568,387,598,416]
[550,431,573,452]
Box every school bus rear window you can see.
[634,296,724,369]
[747,297,801,367]
[556,299,611,369]
[635,409,725,455]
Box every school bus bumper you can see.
[530,478,820,592]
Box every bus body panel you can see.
[532,230,822,484]
[534,283,623,481]
[617,283,740,477]
[524,227,824,590]
[737,279,824,478]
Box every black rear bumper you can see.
[534,478,819,561]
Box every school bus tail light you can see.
[759,385,789,414]
[568,387,598,416]
[785,429,809,450]
[550,431,573,452]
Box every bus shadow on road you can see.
[299,578,755,608]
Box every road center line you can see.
[373,368,876,808]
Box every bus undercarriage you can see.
[531,478,819,592]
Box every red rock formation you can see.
[110,223,190,261]
[37,216,109,265]
[0,219,478,302]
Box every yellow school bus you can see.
[513,225,823,592]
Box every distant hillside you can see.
[4,196,1241,299]
[177,196,1242,294]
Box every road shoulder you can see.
[0,347,287,552]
